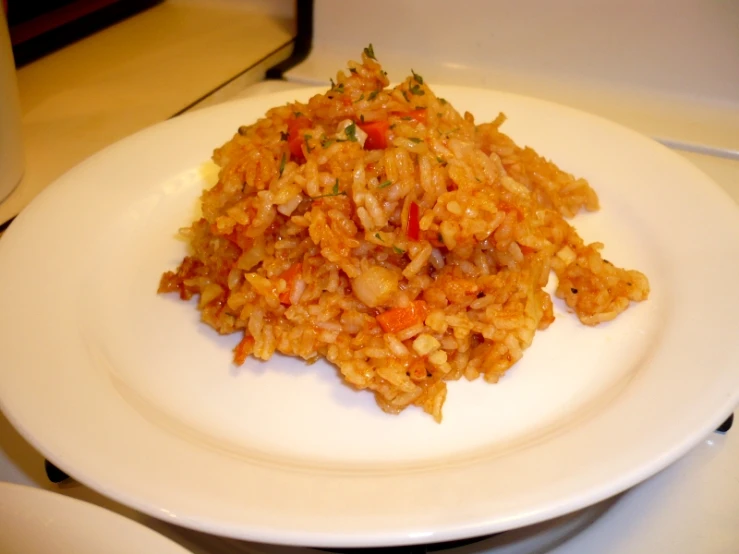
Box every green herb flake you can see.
[436,156,444,163]
[409,84,425,96]
[374,233,384,242]
[378,180,392,189]
[400,116,413,121]
[310,179,347,200]
[304,134,313,153]
[360,114,365,123]
[402,90,410,102]
[439,98,447,105]
[345,121,358,142]
[335,83,345,94]
[355,93,365,103]
[392,245,406,255]
[409,137,422,143]
[438,232,444,244]
[330,78,335,88]
[349,67,357,74]
[364,43,376,60]
[368,90,379,101]
[411,69,424,84]
[279,153,286,176]
[321,137,334,148]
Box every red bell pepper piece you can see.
[407,201,420,240]
[359,120,390,150]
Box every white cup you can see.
[0,8,23,202]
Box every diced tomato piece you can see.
[287,116,312,162]
[377,300,429,334]
[407,201,420,241]
[359,120,390,150]
[278,262,303,305]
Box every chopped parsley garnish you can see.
[409,137,422,143]
[279,153,286,176]
[349,67,357,74]
[436,156,444,163]
[378,180,392,189]
[335,83,345,93]
[439,98,447,105]
[355,93,365,103]
[311,179,347,200]
[368,90,379,101]
[321,137,334,148]
[402,90,410,102]
[392,245,406,255]
[411,69,424,84]
[400,116,413,121]
[409,84,425,96]
[330,78,335,88]
[364,43,376,60]
[304,134,312,153]
[374,233,384,242]
[280,130,289,141]
[345,121,358,142]
[438,232,444,244]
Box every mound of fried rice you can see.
[159,48,649,422]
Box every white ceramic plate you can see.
[0,482,191,554]
[1,87,738,548]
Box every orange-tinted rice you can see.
[159,49,649,422]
